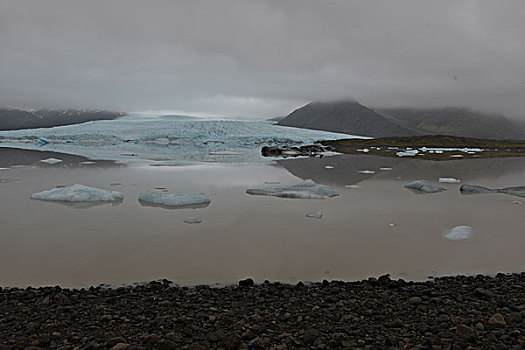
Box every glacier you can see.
[31,184,123,202]
[0,115,361,164]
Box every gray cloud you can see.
[1,0,524,119]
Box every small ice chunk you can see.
[434,150,443,154]
[0,168,9,170]
[80,161,96,165]
[139,191,210,207]
[451,155,464,158]
[396,150,418,157]
[380,167,392,171]
[246,181,339,199]
[444,226,473,240]
[325,165,334,169]
[184,217,202,224]
[40,158,63,165]
[512,200,522,205]
[345,184,362,189]
[305,211,323,219]
[439,177,461,183]
[31,184,123,202]
[357,170,375,174]
[357,148,369,153]
[404,180,446,193]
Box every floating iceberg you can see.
[184,217,202,224]
[404,180,446,194]
[379,167,392,171]
[325,165,334,169]
[40,158,63,165]
[397,150,418,157]
[439,177,461,183]
[345,184,362,189]
[357,170,375,174]
[305,211,323,219]
[460,184,525,197]
[138,191,211,208]
[246,181,339,199]
[444,226,473,240]
[31,184,123,202]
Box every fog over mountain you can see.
[1,1,525,120]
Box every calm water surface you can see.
[0,150,524,287]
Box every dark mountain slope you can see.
[277,100,420,137]
[0,108,122,131]
[379,107,525,140]
[277,100,525,140]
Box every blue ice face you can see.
[0,115,362,164]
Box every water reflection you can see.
[277,154,525,187]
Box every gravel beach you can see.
[1,273,524,349]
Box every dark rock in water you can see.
[238,278,254,287]
[460,184,525,197]
[261,144,332,158]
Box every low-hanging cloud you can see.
[1,0,524,119]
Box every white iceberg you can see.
[31,184,123,202]
[139,191,211,207]
[325,165,334,169]
[404,180,446,193]
[305,211,323,219]
[397,150,418,157]
[379,167,392,171]
[40,158,63,165]
[439,177,461,183]
[444,226,473,240]
[357,170,375,174]
[345,184,362,189]
[246,181,339,199]
[184,217,202,224]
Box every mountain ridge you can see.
[277,100,525,140]
[0,108,122,131]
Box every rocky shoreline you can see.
[1,273,524,349]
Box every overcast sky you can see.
[1,0,524,119]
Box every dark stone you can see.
[238,278,254,287]
[302,329,320,345]
[454,324,478,341]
